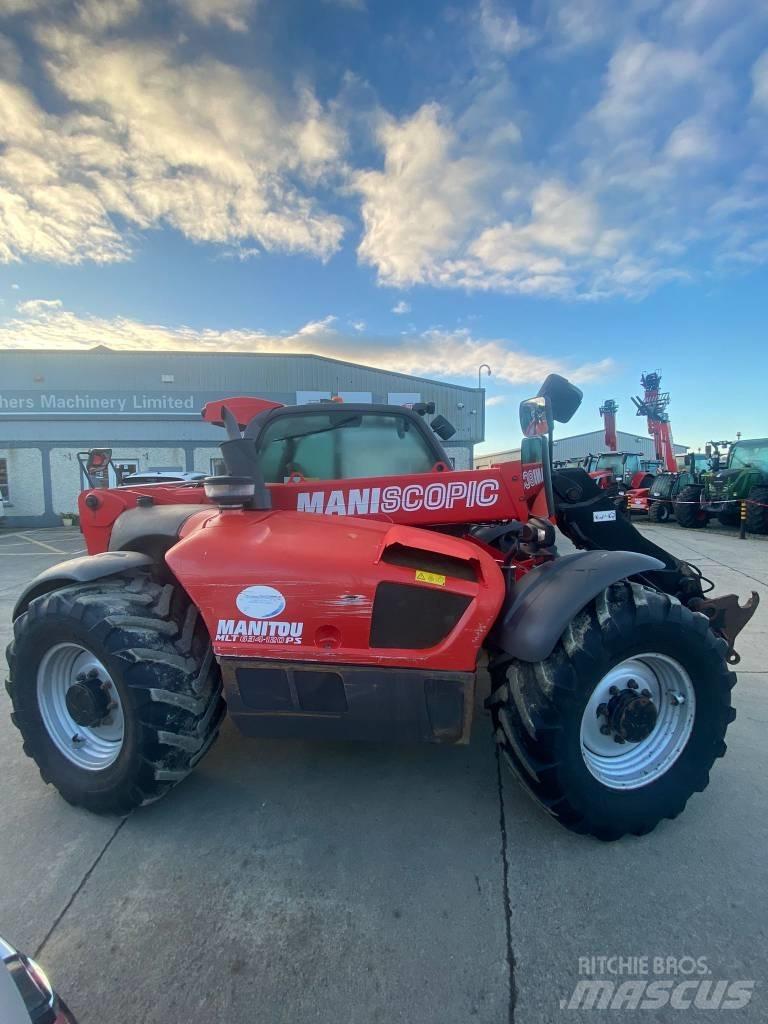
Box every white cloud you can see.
[753,50,768,109]
[16,297,62,314]
[592,41,710,134]
[354,104,487,287]
[351,320,366,331]
[478,0,537,55]
[171,0,256,32]
[485,394,507,407]
[664,117,718,161]
[392,300,411,314]
[0,21,345,265]
[0,301,614,386]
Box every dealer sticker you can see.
[593,510,617,522]
[236,585,286,619]
[415,570,446,586]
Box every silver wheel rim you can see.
[580,654,695,790]
[37,643,125,771]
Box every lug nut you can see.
[76,672,86,682]
[596,702,608,718]
[614,735,626,744]
[641,689,651,698]
[627,679,638,690]
[609,686,619,696]
[600,724,612,735]
[87,668,99,680]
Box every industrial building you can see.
[0,348,485,528]
[474,428,687,469]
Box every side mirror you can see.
[519,395,552,437]
[537,374,583,424]
[430,414,456,440]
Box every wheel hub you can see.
[580,654,696,790]
[65,671,113,728]
[599,686,658,744]
[37,644,125,771]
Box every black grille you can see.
[370,582,471,649]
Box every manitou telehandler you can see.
[5,376,759,840]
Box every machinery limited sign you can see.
[0,390,204,416]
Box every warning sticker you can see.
[593,510,617,522]
[415,570,446,586]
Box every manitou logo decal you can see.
[296,479,500,516]
[216,620,304,644]
[522,465,544,491]
[217,585,304,645]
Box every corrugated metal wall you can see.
[2,349,485,445]
[475,429,687,467]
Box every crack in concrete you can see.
[495,746,517,1024]
[34,816,129,960]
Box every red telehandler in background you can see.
[585,398,656,513]
[625,370,677,515]
[6,376,759,841]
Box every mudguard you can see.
[491,550,664,663]
[12,551,153,620]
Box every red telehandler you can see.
[5,376,759,840]
[626,371,677,515]
[586,399,656,500]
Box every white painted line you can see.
[0,552,73,556]
[17,533,66,554]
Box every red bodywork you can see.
[79,460,549,553]
[78,442,549,672]
[167,510,506,668]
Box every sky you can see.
[0,0,766,453]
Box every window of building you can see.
[256,412,438,483]
[210,457,226,476]
[0,458,9,503]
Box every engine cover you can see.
[165,509,505,672]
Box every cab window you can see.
[257,411,438,482]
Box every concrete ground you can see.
[0,523,766,1023]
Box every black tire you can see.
[745,486,768,535]
[717,508,740,528]
[6,573,225,814]
[488,582,735,841]
[674,484,708,529]
[648,500,670,523]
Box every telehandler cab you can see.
[5,376,759,840]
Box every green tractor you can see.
[675,438,768,533]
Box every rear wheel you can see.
[674,485,708,529]
[489,582,735,840]
[648,500,670,523]
[745,486,768,535]
[6,573,225,814]
[717,508,740,528]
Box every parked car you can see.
[1,935,76,1023]
[119,470,206,486]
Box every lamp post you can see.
[478,363,492,390]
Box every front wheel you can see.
[674,485,708,529]
[745,486,768,535]
[6,573,225,814]
[648,500,670,523]
[489,583,735,840]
